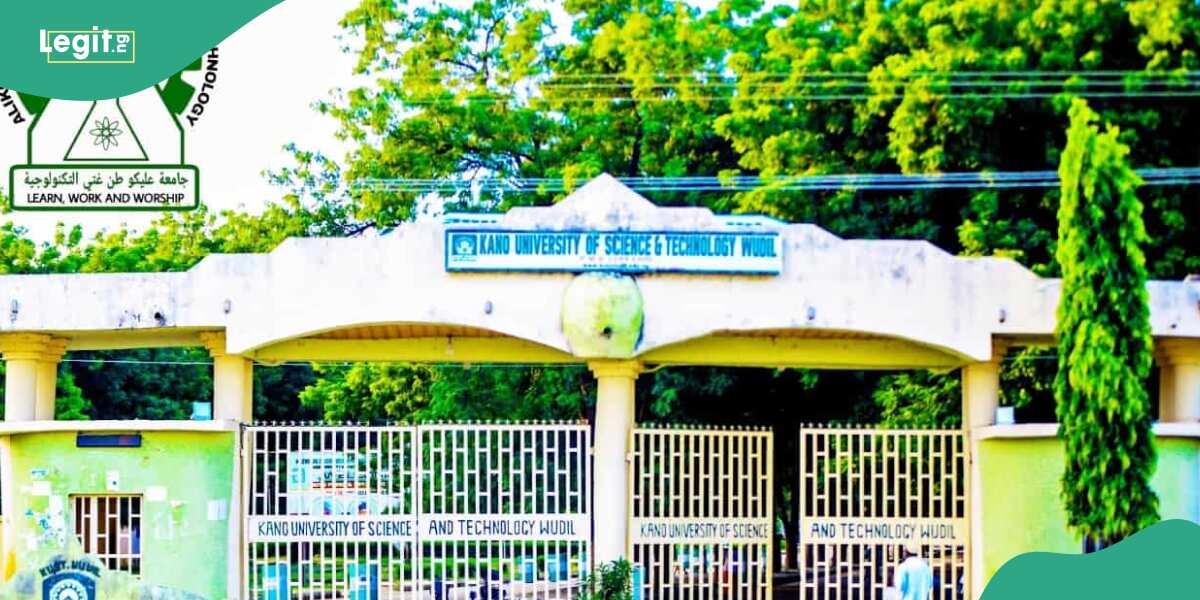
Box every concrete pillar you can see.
[0,334,66,422]
[962,342,1006,430]
[1157,339,1200,422]
[200,332,254,422]
[962,341,1006,600]
[0,334,64,575]
[35,338,68,421]
[589,359,641,564]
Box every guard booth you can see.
[0,174,1197,600]
[0,420,238,600]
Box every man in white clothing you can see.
[893,541,934,600]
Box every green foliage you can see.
[577,559,633,600]
[1054,98,1158,545]
[713,0,1200,278]
[68,349,212,420]
[53,367,90,421]
[875,371,962,429]
[254,364,322,423]
[875,350,1060,430]
[1001,348,1058,418]
[300,364,592,423]
[274,0,786,221]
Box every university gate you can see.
[629,426,775,600]
[242,422,964,600]
[798,427,969,600]
[243,422,591,600]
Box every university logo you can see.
[40,558,99,600]
[6,49,220,211]
[449,234,478,257]
[39,27,135,64]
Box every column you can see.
[35,338,68,420]
[962,342,1006,430]
[200,332,252,600]
[0,335,64,567]
[589,359,641,564]
[1157,339,1200,422]
[962,341,1006,599]
[0,334,65,422]
[200,332,254,422]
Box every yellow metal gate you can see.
[416,423,592,600]
[629,425,774,600]
[798,427,968,600]
[243,425,419,600]
[243,422,591,600]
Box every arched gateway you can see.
[0,175,1197,600]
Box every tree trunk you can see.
[627,109,643,177]
[785,508,800,569]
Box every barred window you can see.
[72,495,142,575]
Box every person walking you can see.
[893,542,934,600]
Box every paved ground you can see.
[774,571,800,599]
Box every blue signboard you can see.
[444,229,782,275]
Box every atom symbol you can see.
[89,116,123,150]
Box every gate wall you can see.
[629,425,774,600]
[799,427,968,600]
[244,422,590,600]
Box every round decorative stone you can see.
[561,272,644,358]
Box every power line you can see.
[389,69,1200,81]
[387,89,1200,105]
[350,168,1200,193]
[376,69,1200,97]
[534,77,1200,90]
[65,355,1060,368]
[63,358,212,366]
[374,69,1200,102]
[61,358,587,369]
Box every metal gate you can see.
[798,427,968,600]
[629,425,774,600]
[244,422,591,600]
[417,423,591,599]
[244,425,418,600]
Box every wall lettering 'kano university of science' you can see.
[630,518,774,545]
[248,514,590,543]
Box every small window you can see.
[72,495,142,575]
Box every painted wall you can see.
[979,435,1200,581]
[6,431,236,600]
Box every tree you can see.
[716,0,1200,279]
[875,371,962,429]
[1054,97,1158,549]
[300,363,593,423]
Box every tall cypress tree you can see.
[1055,98,1158,549]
